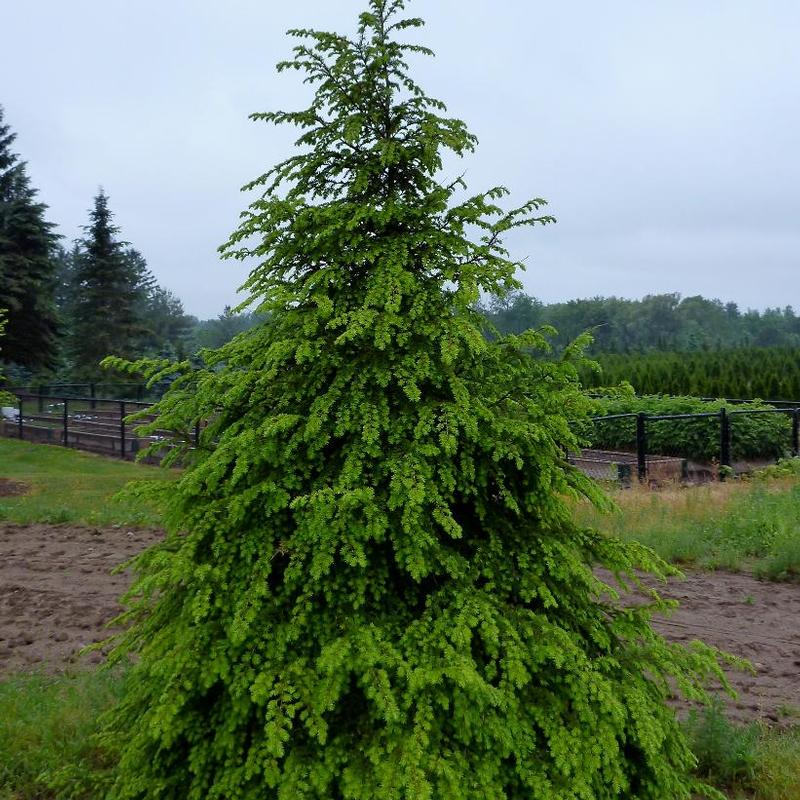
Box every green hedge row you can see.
[578,347,800,401]
[581,395,794,462]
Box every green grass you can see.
[0,438,173,527]
[685,704,800,799]
[575,460,800,579]
[1,670,798,800]
[0,670,122,800]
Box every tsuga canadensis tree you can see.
[102,3,726,798]
[68,191,148,379]
[0,105,60,372]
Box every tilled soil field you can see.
[1,523,799,724]
[0,524,161,671]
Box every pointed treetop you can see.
[223,0,553,337]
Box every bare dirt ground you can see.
[0,524,160,671]
[600,568,800,724]
[0,478,29,497]
[651,571,800,723]
[1,523,799,724]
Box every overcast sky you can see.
[2,1,798,318]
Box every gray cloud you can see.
[2,0,798,317]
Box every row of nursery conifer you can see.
[580,347,800,402]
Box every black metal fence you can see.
[575,406,800,484]
[0,392,194,461]
[2,388,799,481]
[7,382,153,404]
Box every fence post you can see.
[62,398,69,447]
[90,382,96,410]
[616,462,632,487]
[636,413,648,483]
[119,401,126,459]
[793,409,799,458]
[18,397,23,440]
[37,385,44,413]
[719,408,731,479]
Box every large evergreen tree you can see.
[68,191,148,379]
[139,284,193,359]
[0,310,15,404]
[103,4,725,798]
[0,105,60,371]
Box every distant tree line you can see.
[481,291,800,353]
[0,106,272,389]
[3,100,798,397]
[480,292,800,400]
[580,348,800,401]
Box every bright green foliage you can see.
[0,106,60,371]
[102,3,727,798]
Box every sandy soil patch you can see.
[651,570,800,723]
[0,524,160,671]
[1,523,798,724]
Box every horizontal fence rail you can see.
[2,389,799,482]
[573,406,800,485]
[5,382,161,404]
[0,391,198,462]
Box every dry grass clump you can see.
[575,462,800,578]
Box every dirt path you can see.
[0,524,160,671]
[651,570,800,723]
[1,523,799,724]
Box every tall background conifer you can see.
[103,3,725,798]
[68,191,148,378]
[0,106,60,373]
[0,311,15,403]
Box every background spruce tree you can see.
[103,3,726,798]
[0,310,15,404]
[0,105,60,373]
[68,191,148,379]
[137,284,194,359]
[123,246,193,358]
[53,244,79,337]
